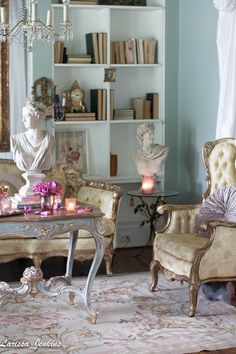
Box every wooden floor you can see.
[0,247,235,354]
[0,247,153,282]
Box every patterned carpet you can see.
[0,272,236,354]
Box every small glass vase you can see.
[40,195,55,213]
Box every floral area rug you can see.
[0,272,236,354]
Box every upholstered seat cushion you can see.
[154,233,208,277]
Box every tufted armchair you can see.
[149,138,236,316]
[0,161,123,276]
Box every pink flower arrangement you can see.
[33,181,63,197]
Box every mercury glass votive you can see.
[65,198,77,212]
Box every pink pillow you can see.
[198,185,236,232]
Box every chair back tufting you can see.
[202,138,236,200]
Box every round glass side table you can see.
[127,188,180,254]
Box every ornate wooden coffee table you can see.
[0,207,104,324]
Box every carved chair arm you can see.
[157,204,202,234]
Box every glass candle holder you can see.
[65,198,77,212]
[141,176,154,194]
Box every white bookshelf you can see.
[52,0,165,183]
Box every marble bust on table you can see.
[10,98,55,198]
[134,123,169,177]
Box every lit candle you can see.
[65,198,76,212]
[141,176,154,194]
[63,4,68,22]
[0,7,6,24]
[46,10,52,27]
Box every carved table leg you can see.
[83,217,105,324]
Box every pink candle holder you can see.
[141,176,154,194]
[65,198,77,212]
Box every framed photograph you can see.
[55,129,89,175]
[104,68,116,82]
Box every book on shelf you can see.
[98,32,104,64]
[110,41,115,64]
[103,32,107,64]
[64,112,96,121]
[86,32,99,64]
[110,89,114,120]
[90,89,107,120]
[119,41,126,64]
[113,109,135,120]
[86,32,107,64]
[102,89,107,120]
[136,38,144,64]
[133,98,144,119]
[67,55,92,64]
[54,41,64,63]
[147,39,157,64]
[146,92,159,119]
[114,41,120,64]
[143,99,151,119]
[125,39,135,64]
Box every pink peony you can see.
[33,181,63,197]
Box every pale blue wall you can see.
[30,0,52,84]
[165,0,219,203]
[165,0,179,195]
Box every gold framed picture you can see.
[104,68,116,83]
[55,128,89,175]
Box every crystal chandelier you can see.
[0,0,73,51]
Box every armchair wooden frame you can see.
[150,138,236,317]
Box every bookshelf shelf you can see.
[52,0,165,181]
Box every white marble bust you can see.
[11,99,55,173]
[134,123,169,176]
[10,99,55,197]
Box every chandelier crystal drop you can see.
[0,0,73,51]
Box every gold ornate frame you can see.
[0,0,9,152]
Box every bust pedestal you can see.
[11,172,45,208]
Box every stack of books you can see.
[113,109,135,120]
[11,195,41,210]
[54,41,67,63]
[146,92,159,119]
[86,32,107,64]
[67,54,92,64]
[90,89,107,120]
[110,38,157,65]
[64,112,96,121]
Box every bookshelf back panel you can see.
[110,67,163,119]
[53,7,109,55]
[110,9,164,64]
